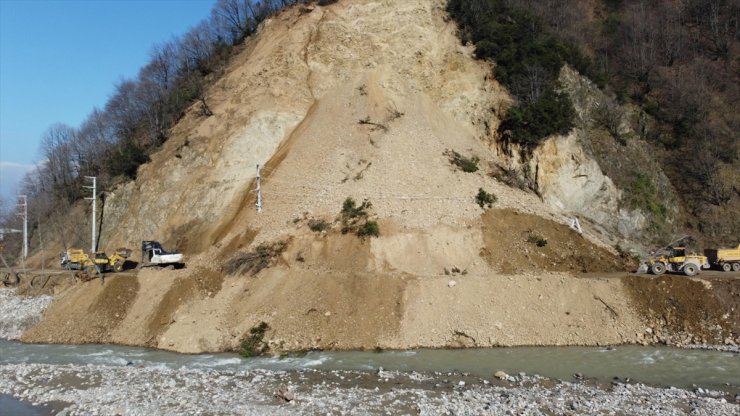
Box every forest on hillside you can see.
[449,0,739,244]
[0,0,322,261]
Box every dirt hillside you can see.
[19,0,737,353]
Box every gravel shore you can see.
[0,289,52,340]
[0,363,737,415]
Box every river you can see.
[1,285,739,414]
[1,339,738,415]
[1,340,738,390]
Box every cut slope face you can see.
[98,0,529,254]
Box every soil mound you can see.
[624,275,734,344]
[481,209,623,274]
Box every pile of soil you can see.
[480,209,624,274]
[623,275,734,344]
[706,277,740,338]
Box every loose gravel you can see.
[0,364,737,415]
[0,289,52,340]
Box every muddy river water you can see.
[0,340,738,389]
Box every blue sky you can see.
[0,0,215,208]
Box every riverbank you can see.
[13,268,739,354]
[2,288,739,415]
[1,362,738,416]
[0,288,52,340]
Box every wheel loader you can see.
[637,238,709,276]
[61,248,131,273]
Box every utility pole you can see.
[256,164,262,213]
[17,195,28,259]
[84,176,97,252]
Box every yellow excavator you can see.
[61,248,131,273]
[637,237,710,276]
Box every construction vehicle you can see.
[141,241,183,267]
[637,237,710,276]
[704,244,740,272]
[61,248,131,273]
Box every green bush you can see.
[240,322,270,357]
[527,233,548,247]
[308,219,330,232]
[445,150,480,173]
[475,188,497,208]
[500,88,576,146]
[340,197,379,238]
[342,198,371,220]
[625,173,667,220]
[357,220,380,237]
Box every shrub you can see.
[625,173,667,220]
[223,241,287,276]
[240,322,270,357]
[357,220,380,237]
[340,197,379,238]
[445,149,480,173]
[308,219,330,232]
[342,197,371,220]
[499,88,576,147]
[527,233,548,247]
[475,188,497,208]
[489,163,529,190]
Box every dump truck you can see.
[704,244,740,272]
[637,238,710,276]
[141,240,184,267]
[61,248,131,273]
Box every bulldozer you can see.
[637,237,709,276]
[61,248,131,273]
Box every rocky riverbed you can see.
[0,289,52,340]
[0,363,738,416]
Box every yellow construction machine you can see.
[637,237,710,276]
[61,248,131,273]
[704,244,740,272]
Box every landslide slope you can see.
[24,0,655,353]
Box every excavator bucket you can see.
[636,262,649,274]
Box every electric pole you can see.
[256,164,262,213]
[17,195,28,259]
[84,176,97,252]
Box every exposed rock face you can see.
[530,132,623,232]
[495,66,679,249]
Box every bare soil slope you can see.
[20,0,737,353]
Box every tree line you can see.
[1,0,321,263]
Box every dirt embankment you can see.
[624,275,739,345]
[15,238,740,353]
[480,209,630,274]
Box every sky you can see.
[0,0,216,209]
